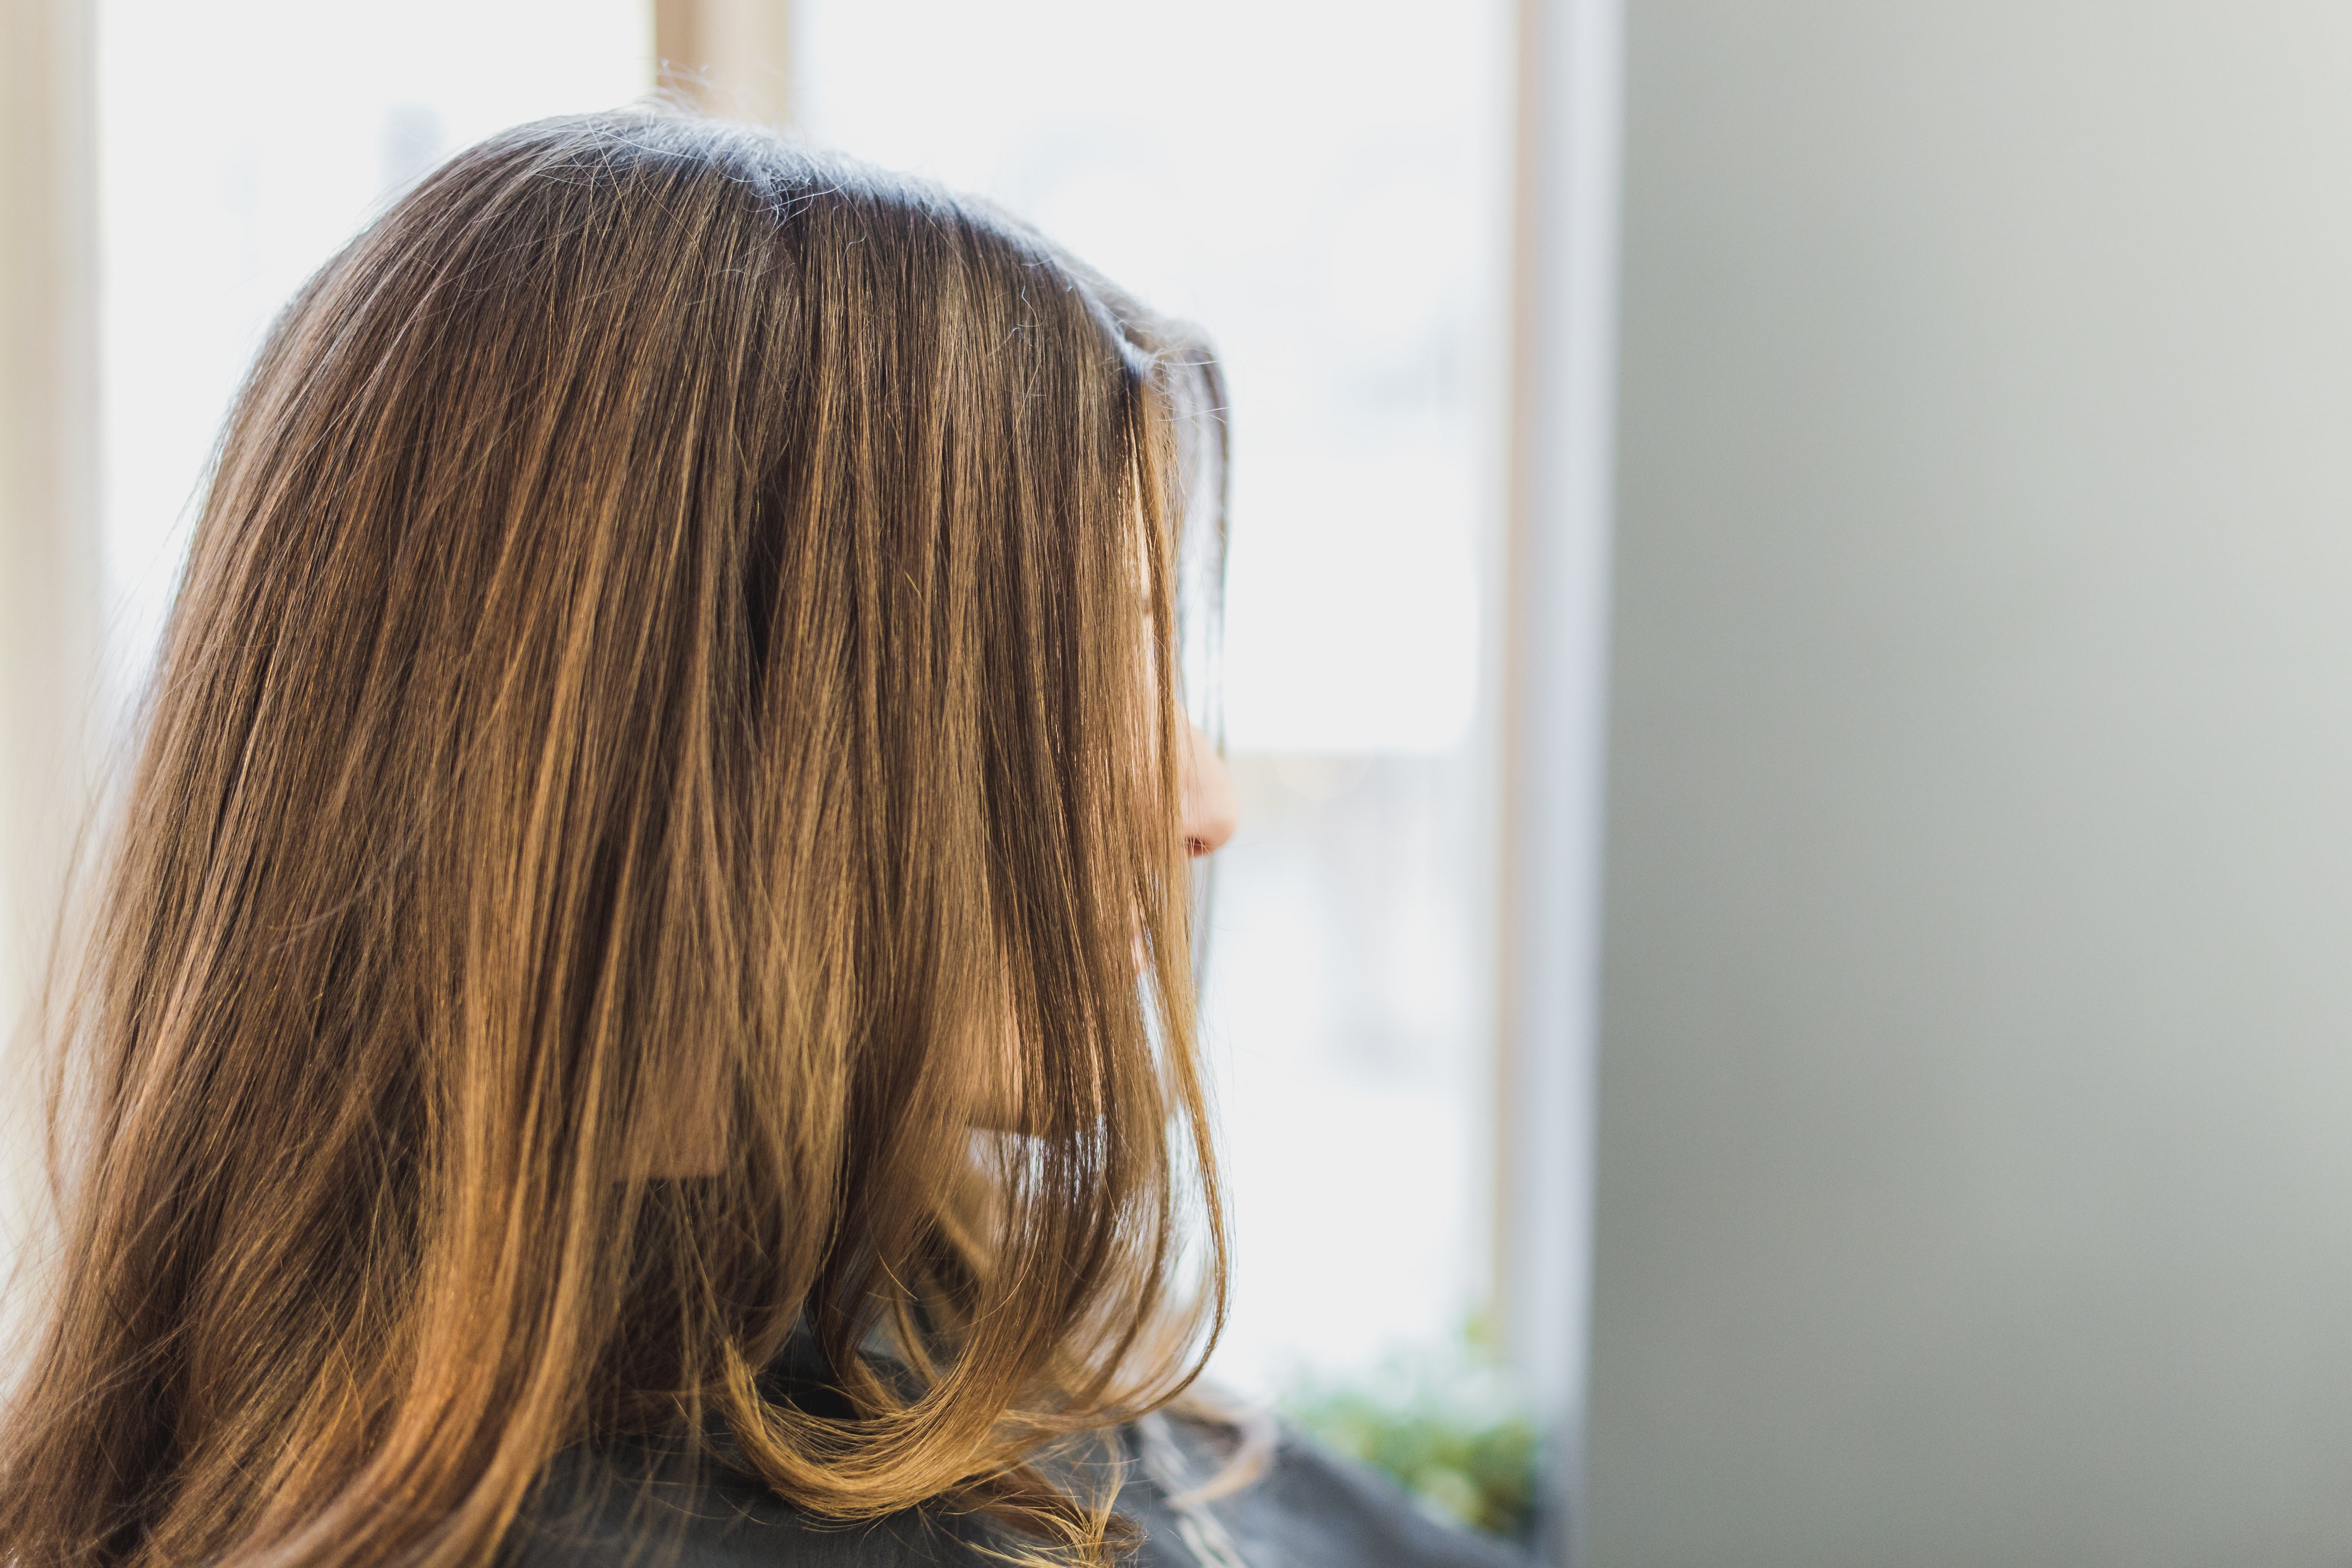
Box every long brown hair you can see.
[0,109,1230,1566]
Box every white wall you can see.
[1591,5,2352,1563]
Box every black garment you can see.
[502,1332,1529,1567]
[501,1412,1533,1568]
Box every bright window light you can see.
[95,0,650,702]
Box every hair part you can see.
[0,108,1230,1567]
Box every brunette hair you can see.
[0,109,1229,1566]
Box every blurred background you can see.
[20,1,2352,1565]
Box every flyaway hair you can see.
[0,110,1230,1567]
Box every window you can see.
[88,0,1528,1400]
[95,0,649,701]
[794,0,1518,1392]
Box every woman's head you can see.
[1,110,1231,1566]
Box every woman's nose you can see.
[1180,721,1238,858]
